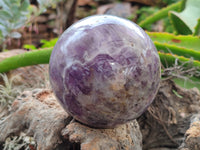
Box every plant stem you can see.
[0,48,53,73]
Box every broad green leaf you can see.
[0,10,12,20]
[148,32,200,51]
[169,0,200,35]
[169,11,191,35]
[10,4,20,19]
[173,77,200,90]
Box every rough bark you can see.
[62,119,142,150]
[1,78,200,150]
[0,89,142,150]
[179,114,200,150]
[0,89,71,150]
[138,80,200,150]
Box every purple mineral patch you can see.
[49,15,161,128]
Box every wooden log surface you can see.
[0,89,142,150]
[139,80,200,150]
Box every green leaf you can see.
[20,0,30,12]
[169,11,191,35]
[172,89,183,98]
[12,21,25,29]
[23,44,37,50]
[169,0,200,35]
[173,77,200,90]
[137,6,159,30]
[0,18,7,25]
[0,0,10,11]
[158,52,200,69]
[148,32,200,62]
[194,18,200,35]
[40,38,58,48]
[0,24,9,37]
[0,10,12,20]
[147,32,200,51]
[155,41,200,61]
[3,0,17,8]
[10,4,20,20]
[139,1,183,28]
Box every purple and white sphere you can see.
[49,15,161,128]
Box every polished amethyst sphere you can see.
[49,15,161,128]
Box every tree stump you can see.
[0,89,142,150]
